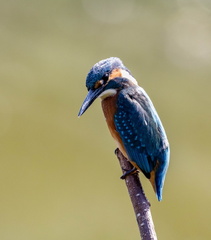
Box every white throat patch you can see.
[99,89,117,100]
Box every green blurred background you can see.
[0,0,211,239]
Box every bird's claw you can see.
[120,167,139,179]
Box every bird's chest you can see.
[101,96,127,156]
[101,95,118,134]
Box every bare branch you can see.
[115,148,158,240]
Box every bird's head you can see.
[78,57,137,116]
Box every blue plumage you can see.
[86,57,128,90]
[114,83,169,200]
[78,57,170,201]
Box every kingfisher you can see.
[78,57,170,201]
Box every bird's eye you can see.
[102,73,109,84]
[94,73,110,89]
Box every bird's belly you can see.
[101,96,128,158]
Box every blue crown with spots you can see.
[86,57,127,90]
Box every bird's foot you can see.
[120,167,139,179]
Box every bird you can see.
[78,57,170,201]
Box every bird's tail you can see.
[149,170,164,201]
[149,170,163,201]
[150,168,164,201]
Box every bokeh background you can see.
[0,0,211,239]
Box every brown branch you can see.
[115,148,158,240]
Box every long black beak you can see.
[78,87,104,116]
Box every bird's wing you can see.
[114,86,167,177]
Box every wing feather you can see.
[114,86,168,177]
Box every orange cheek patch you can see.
[109,69,122,80]
[94,80,103,89]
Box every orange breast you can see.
[101,95,127,157]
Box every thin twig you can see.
[115,148,158,240]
